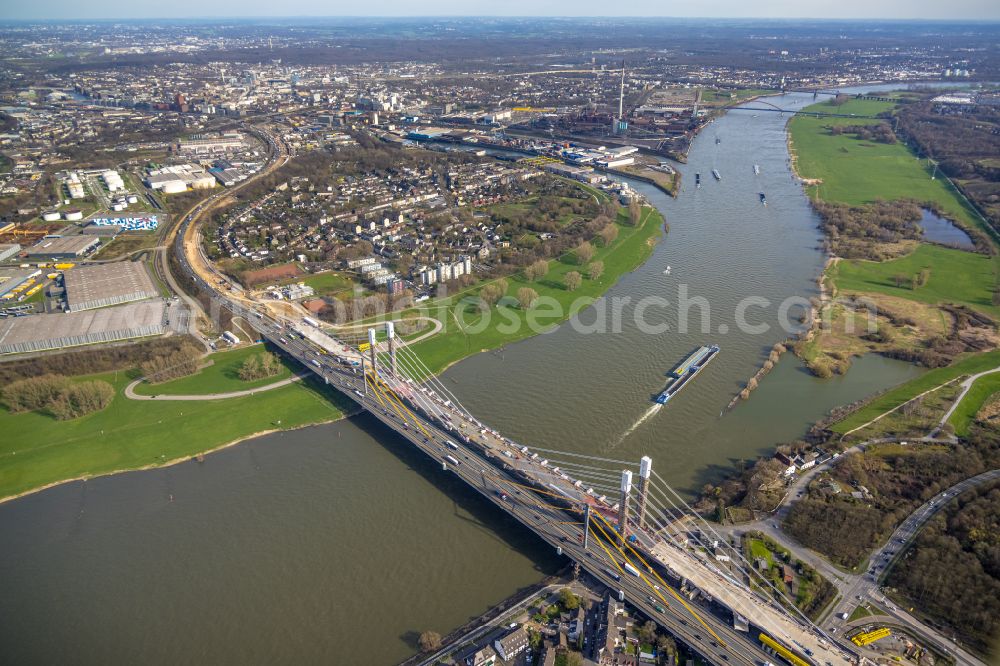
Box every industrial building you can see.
[26,235,100,259]
[0,266,42,300]
[0,300,166,355]
[0,243,21,263]
[145,164,217,193]
[63,262,159,312]
[177,133,245,154]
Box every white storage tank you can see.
[63,209,84,221]
[41,210,61,222]
[161,180,188,194]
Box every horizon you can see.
[2,2,1000,21]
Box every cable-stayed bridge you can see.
[222,307,858,666]
[172,128,856,666]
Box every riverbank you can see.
[786,94,1000,387]
[357,202,665,375]
[0,201,662,504]
[0,366,352,504]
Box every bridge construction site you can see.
[189,293,859,666]
[173,123,860,666]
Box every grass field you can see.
[789,95,1000,434]
[92,232,161,260]
[133,344,296,396]
[0,370,350,502]
[748,538,774,566]
[831,244,1000,318]
[831,349,1000,433]
[403,204,663,373]
[279,270,355,297]
[948,372,1000,436]
[788,97,987,236]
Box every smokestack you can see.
[618,470,632,544]
[637,456,652,530]
[619,60,625,121]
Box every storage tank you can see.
[41,211,61,222]
[63,209,83,221]
[161,180,188,194]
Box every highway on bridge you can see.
[232,310,793,666]
[167,120,857,666]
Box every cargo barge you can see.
[655,344,720,404]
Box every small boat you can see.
[759,192,767,206]
[695,172,701,188]
[715,136,721,145]
[663,266,672,275]
[712,169,722,181]
[753,164,760,175]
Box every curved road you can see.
[123,373,304,401]
[932,365,1000,438]
[723,465,1000,666]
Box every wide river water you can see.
[0,86,931,665]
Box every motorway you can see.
[165,120,858,666]
[241,315,792,666]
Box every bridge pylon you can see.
[618,470,632,545]
[386,321,397,376]
[367,328,378,373]
[637,456,652,530]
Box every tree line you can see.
[2,374,114,420]
[783,424,1000,569]
[886,480,1000,657]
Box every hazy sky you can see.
[2,0,999,20]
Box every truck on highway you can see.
[302,316,320,328]
[623,562,641,577]
[604,568,622,582]
[310,359,321,368]
[445,441,459,450]
[445,455,460,467]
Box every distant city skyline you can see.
[2,1,1000,21]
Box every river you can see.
[0,85,934,665]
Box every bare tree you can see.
[525,259,549,282]
[418,631,442,653]
[628,199,642,226]
[517,287,539,309]
[588,261,604,281]
[564,271,582,291]
[575,241,595,265]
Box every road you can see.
[931,365,1000,438]
[721,463,1000,666]
[247,313,782,666]
[123,373,304,401]
[826,469,1000,666]
[167,120,855,666]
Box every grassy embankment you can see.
[789,96,1000,430]
[132,344,295,395]
[0,347,350,503]
[1,192,662,501]
[401,203,664,374]
[948,372,1000,436]
[830,349,1000,433]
